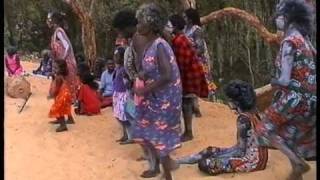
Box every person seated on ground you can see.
[5,46,24,77]
[75,71,101,115]
[93,57,106,80]
[33,49,53,76]
[99,59,115,108]
[176,80,268,176]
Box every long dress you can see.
[131,37,182,157]
[178,112,268,175]
[255,32,316,159]
[51,27,79,102]
[184,25,217,96]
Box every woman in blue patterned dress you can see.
[255,1,316,180]
[131,3,182,180]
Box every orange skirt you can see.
[49,83,72,118]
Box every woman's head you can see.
[136,3,168,36]
[54,59,68,77]
[223,80,256,112]
[169,14,186,33]
[47,11,65,29]
[184,8,201,26]
[79,71,99,90]
[113,47,126,65]
[275,0,314,36]
[112,9,138,39]
[7,46,17,56]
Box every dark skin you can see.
[48,64,75,126]
[99,61,115,95]
[134,16,177,180]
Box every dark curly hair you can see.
[112,9,138,30]
[184,8,201,26]
[77,62,90,76]
[55,59,69,77]
[79,71,99,90]
[136,3,168,34]
[277,0,314,37]
[48,11,66,28]
[223,80,256,111]
[169,14,186,31]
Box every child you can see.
[33,49,53,76]
[99,59,115,108]
[112,47,131,143]
[5,46,24,77]
[48,59,75,132]
[176,80,268,176]
[75,71,101,115]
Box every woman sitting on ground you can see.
[5,46,24,77]
[176,80,268,176]
[75,69,101,116]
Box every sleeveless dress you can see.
[255,33,316,159]
[131,38,182,157]
[198,112,268,175]
[51,27,79,102]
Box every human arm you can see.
[56,31,70,60]
[271,41,294,87]
[48,75,63,98]
[99,71,106,94]
[133,43,172,96]
[193,28,205,56]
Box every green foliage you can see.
[4,0,316,89]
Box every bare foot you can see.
[286,163,310,180]
[140,169,160,178]
[136,156,147,161]
[181,134,193,142]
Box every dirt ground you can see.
[4,62,316,180]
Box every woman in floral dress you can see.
[177,80,268,175]
[131,3,182,180]
[47,12,78,103]
[255,1,316,180]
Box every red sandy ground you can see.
[5,62,316,180]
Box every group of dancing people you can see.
[5,0,316,180]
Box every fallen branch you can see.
[200,7,283,45]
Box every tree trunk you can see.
[200,7,283,45]
[63,0,97,70]
[180,0,196,9]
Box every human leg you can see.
[56,116,68,132]
[181,97,194,142]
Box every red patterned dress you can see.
[255,33,316,159]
